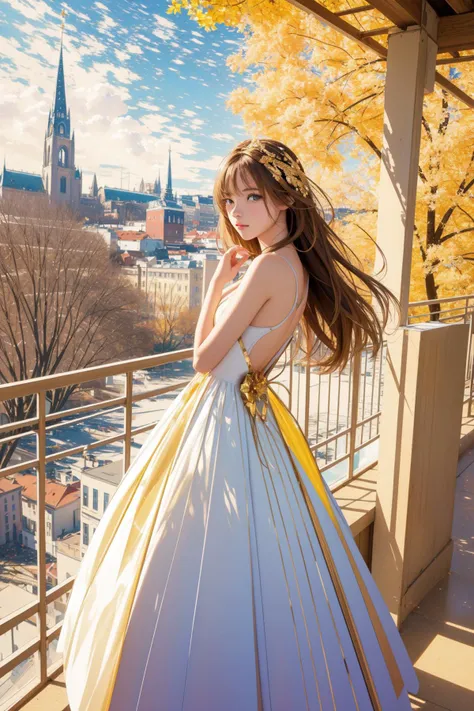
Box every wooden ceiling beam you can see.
[444,0,474,12]
[358,0,422,26]
[285,0,474,107]
[438,12,474,52]
[436,53,474,64]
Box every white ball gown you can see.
[56,253,419,710]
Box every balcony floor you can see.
[20,447,474,711]
[403,444,474,711]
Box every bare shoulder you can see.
[252,249,301,278]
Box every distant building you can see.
[146,202,185,243]
[56,530,82,583]
[79,194,104,221]
[98,186,159,222]
[122,258,204,314]
[0,477,23,545]
[80,460,123,557]
[42,41,82,211]
[13,474,80,556]
[0,164,47,202]
[115,230,162,255]
[180,194,217,231]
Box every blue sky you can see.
[0,0,249,195]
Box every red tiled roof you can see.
[0,478,22,495]
[116,231,150,240]
[13,474,80,509]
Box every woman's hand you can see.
[214,245,250,286]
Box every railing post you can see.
[469,311,474,417]
[348,349,361,479]
[36,391,47,683]
[304,355,311,438]
[123,372,133,477]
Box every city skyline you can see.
[0,0,248,196]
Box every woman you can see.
[57,137,419,710]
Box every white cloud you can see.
[137,101,161,111]
[125,43,143,55]
[114,49,130,63]
[7,0,58,22]
[212,133,235,142]
[152,14,177,43]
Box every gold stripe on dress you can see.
[267,386,405,702]
[235,333,405,705]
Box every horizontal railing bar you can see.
[354,432,380,452]
[0,571,74,639]
[0,380,191,445]
[331,460,378,493]
[131,379,188,402]
[408,306,473,321]
[0,636,40,680]
[408,294,474,308]
[0,348,194,401]
[0,458,40,479]
[0,599,39,636]
[319,452,349,473]
[0,415,38,436]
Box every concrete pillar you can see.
[368,10,464,627]
[373,12,438,323]
[371,322,468,626]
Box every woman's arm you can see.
[193,256,273,373]
[193,271,227,361]
[221,276,243,300]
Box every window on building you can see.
[58,146,68,168]
[104,492,110,511]
[59,124,65,135]
[83,485,89,507]
[83,523,89,546]
[60,176,67,194]
[93,488,98,511]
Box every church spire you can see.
[48,10,70,138]
[90,173,98,197]
[164,146,173,201]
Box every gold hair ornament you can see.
[242,138,310,198]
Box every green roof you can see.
[1,168,45,193]
[103,187,158,204]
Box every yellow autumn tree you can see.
[168,0,474,317]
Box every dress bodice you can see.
[210,253,309,384]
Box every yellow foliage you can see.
[167,0,474,302]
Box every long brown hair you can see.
[213,137,400,374]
